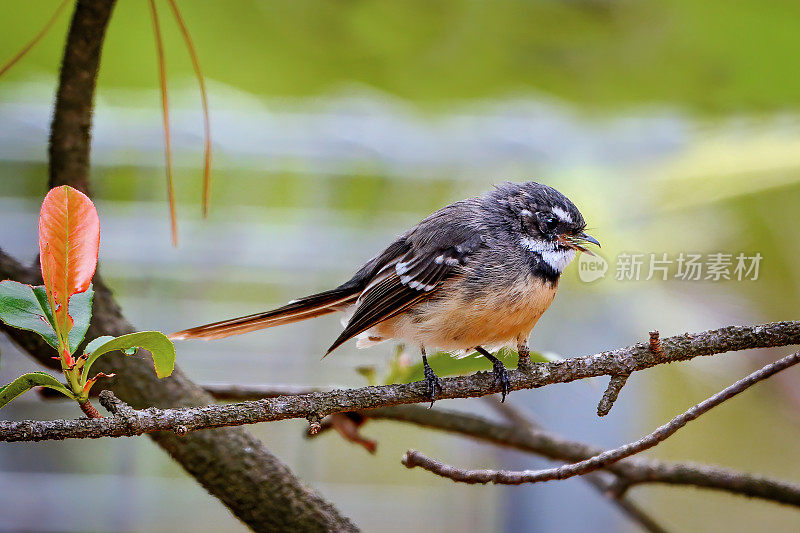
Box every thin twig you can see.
[165,0,212,217]
[203,382,326,400]
[484,396,668,532]
[401,352,800,485]
[581,474,669,533]
[362,405,800,506]
[483,395,543,429]
[148,0,179,246]
[0,0,71,79]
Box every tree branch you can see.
[15,374,800,509]
[597,373,630,417]
[401,351,800,490]
[48,0,113,195]
[580,473,669,533]
[3,320,799,443]
[36,380,800,509]
[484,397,667,532]
[359,404,800,506]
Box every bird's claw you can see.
[423,365,443,407]
[492,361,511,402]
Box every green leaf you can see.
[0,282,94,355]
[84,335,115,355]
[0,281,59,350]
[66,286,94,355]
[0,283,94,355]
[383,346,555,385]
[0,372,74,408]
[83,331,176,379]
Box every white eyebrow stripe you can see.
[552,206,572,224]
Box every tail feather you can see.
[169,287,358,341]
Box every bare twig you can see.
[165,0,212,217]
[360,405,800,506]
[581,473,669,533]
[0,0,71,79]
[402,352,800,486]
[597,373,630,417]
[484,396,667,532]
[148,0,179,246]
[484,395,543,429]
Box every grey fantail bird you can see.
[170,181,599,403]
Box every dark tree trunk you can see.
[0,1,359,531]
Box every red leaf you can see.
[39,186,100,338]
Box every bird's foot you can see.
[422,359,443,407]
[475,346,512,402]
[491,360,511,402]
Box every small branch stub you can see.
[649,331,662,355]
[79,400,102,419]
[98,390,136,418]
[597,373,630,417]
[307,413,323,436]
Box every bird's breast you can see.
[379,273,559,351]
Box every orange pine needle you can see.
[0,0,70,79]
[148,0,179,246]
[166,0,212,218]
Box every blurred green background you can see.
[1,1,800,532]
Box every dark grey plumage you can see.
[171,181,597,404]
[171,180,598,402]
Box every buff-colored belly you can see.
[366,277,558,351]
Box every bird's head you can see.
[491,181,600,273]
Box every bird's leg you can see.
[421,348,442,407]
[516,335,532,373]
[475,346,511,402]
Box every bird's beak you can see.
[560,232,601,256]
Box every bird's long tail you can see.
[169,287,359,340]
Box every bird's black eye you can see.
[537,212,558,233]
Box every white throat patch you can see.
[540,248,576,272]
[520,237,576,273]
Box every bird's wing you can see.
[326,218,484,354]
